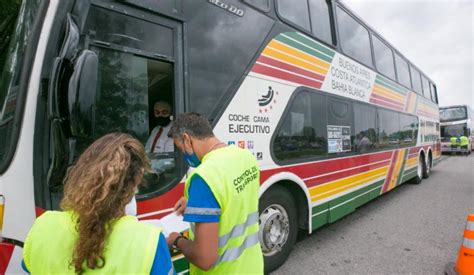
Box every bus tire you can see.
[410,156,424,184]
[258,185,298,273]
[422,153,430,179]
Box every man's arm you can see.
[170,222,219,270]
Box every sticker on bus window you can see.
[327,125,351,153]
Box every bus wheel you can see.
[422,154,430,179]
[259,186,298,273]
[410,156,424,184]
[423,153,432,179]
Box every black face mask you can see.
[155,116,171,127]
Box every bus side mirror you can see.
[68,50,98,137]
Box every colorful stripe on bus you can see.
[252,32,335,90]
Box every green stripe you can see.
[413,96,419,114]
[286,32,335,57]
[172,256,189,273]
[401,170,417,182]
[275,34,333,63]
[396,149,409,186]
[311,180,384,229]
[375,75,408,95]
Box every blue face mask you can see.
[183,140,201,168]
[184,152,201,168]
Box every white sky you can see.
[341,0,474,110]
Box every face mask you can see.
[125,195,137,216]
[184,152,201,168]
[155,116,171,127]
[183,139,201,168]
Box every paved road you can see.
[273,154,474,274]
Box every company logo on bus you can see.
[258,86,278,113]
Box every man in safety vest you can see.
[460,135,469,150]
[450,136,459,149]
[166,112,263,274]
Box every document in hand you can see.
[141,212,189,237]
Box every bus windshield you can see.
[440,124,467,141]
[0,0,40,168]
[439,106,467,122]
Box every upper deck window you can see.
[277,0,311,31]
[308,0,333,45]
[410,65,423,96]
[394,53,411,89]
[421,75,430,99]
[336,6,372,67]
[430,83,438,103]
[372,35,396,80]
[440,106,467,122]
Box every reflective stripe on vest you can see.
[185,145,263,274]
[216,231,260,265]
[218,211,259,248]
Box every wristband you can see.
[172,235,187,250]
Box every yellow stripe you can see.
[270,40,331,70]
[406,157,418,167]
[311,170,387,202]
[389,150,405,190]
[309,166,388,198]
[372,84,405,102]
[263,41,330,72]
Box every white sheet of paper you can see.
[140,212,189,237]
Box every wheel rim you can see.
[417,158,423,178]
[426,156,431,174]
[259,204,290,257]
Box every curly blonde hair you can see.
[60,132,150,274]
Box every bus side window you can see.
[377,108,401,149]
[308,0,334,45]
[327,97,354,155]
[276,0,311,31]
[273,91,327,162]
[353,103,377,153]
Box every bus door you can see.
[46,1,185,208]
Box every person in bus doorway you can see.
[21,133,175,275]
[146,100,174,154]
[166,113,264,274]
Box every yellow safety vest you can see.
[23,211,165,274]
[450,136,459,146]
[184,145,263,274]
[460,136,469,147]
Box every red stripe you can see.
[305,159,390,187]
[261,151,392,183]
[369,97,404,111]
[137,183,184,215]
[381,151,399,193]
[257,55,325,82]
[252,63,323,89]
[371,93,405,108]
[0,242,15,274]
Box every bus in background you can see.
[1,0,440,273]
[440,105,474,154]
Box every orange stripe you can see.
[464,230,474,240]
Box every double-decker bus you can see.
[1,0,441,273]
[439,105,474,154]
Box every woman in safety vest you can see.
[22,133,175,275]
